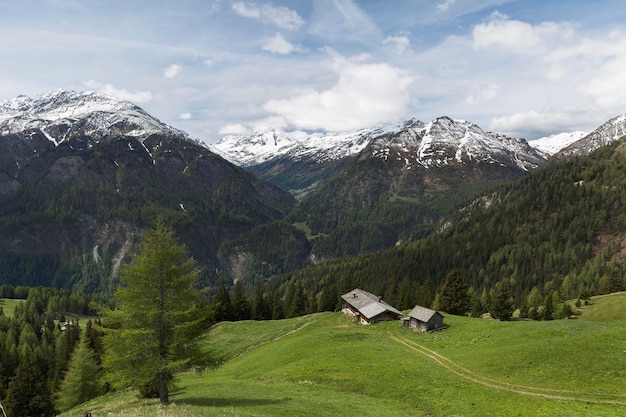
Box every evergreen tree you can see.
[251,284,269,320]
[213,281,233,322]
[100,221,211,405]
[490,279,515,321]
[288,281,306,318]
[435,270,470,315]
[598,267,625,294]
[231,281,251,321]
[5,345,55,417]
[56,334,103,412]
[270,290,284,320]
[316,280,338,312]
[470,294,484,318]
[542,294,554,321]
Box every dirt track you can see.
[389,334,626,406]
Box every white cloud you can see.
[309,0,381,43]
[262,33,298,55]
[164,64,182,78]
[489,109,599,138]
[579,54,626,108]
[203,54,224,67]
[465,83,500,105]
[219,123,251,135]
[383,35,410,54]
[83,80,152,103]
[179,112,191,120]
[437,0,456,12]
[232,2,303,30]
[262,55,413,132]
[232,2,260,19]
[472,11,574,52]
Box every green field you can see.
[0,298,24,318]
[63,293,626,417]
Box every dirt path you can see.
[389,334,626,406]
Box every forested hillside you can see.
[0,90,304,293]
[272,137,626,313]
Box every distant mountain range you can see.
[212,113,626,172]
[212,116,547,171]
[211,116,549,197]
[2,89,626,292]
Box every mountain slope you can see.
[556,114,626,159]
[529,131,588,156]
[0,90,295,291]
[286,117,548,259]
[279,136,626,310]
[212,117,547,194]
[211,121,418,194]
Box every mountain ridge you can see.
[556,114,626,159]
[0,89,202,147]
[0,90,296,291]
[211,116,548,171]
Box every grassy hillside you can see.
[577,291,626,321]
[0,298,23,317]
[62,294,625,417]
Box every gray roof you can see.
[408,305,441,322]
[341,288,402,319]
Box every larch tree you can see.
[56,333,103,412]
[100,220,212,405]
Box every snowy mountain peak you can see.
[556,114,626,158]
[529,131,588,156]
[210,123,397,167]
[369,116,547,171]
[0,89,194,146]
[212,116,547,171]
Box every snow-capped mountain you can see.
[368,116,546,171]
[0,90,296,289]
[212,116,547,171]
[556,114,626,158]
[210,119,421,167]
[529,131,588,156]
[0,89,196,146]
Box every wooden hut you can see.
[341,288,403,325]
[403,305,445,332]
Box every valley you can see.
[1,90,626,416]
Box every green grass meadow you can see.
[0,298,24,317]
[62,293,626,417]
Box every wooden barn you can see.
[403,305,445,332]
[341,288,403,325]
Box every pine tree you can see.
[542,294,554,321]
[5,345,55,417]
[435,270,470,315]
[490,279,515,321]
[56,333,103,412]
[231,281,251,321]
[288,281,306,318]
[100,220,212,405]
[213,281,233,322]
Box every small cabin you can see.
[341,288,403,325]
[403,305,445,332]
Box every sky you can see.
[1,0,626,144]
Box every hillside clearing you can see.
[63,297,626,417]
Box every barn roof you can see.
[408,305,442,322]
[341,288,402,319]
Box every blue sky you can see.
[1,0,626,143]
